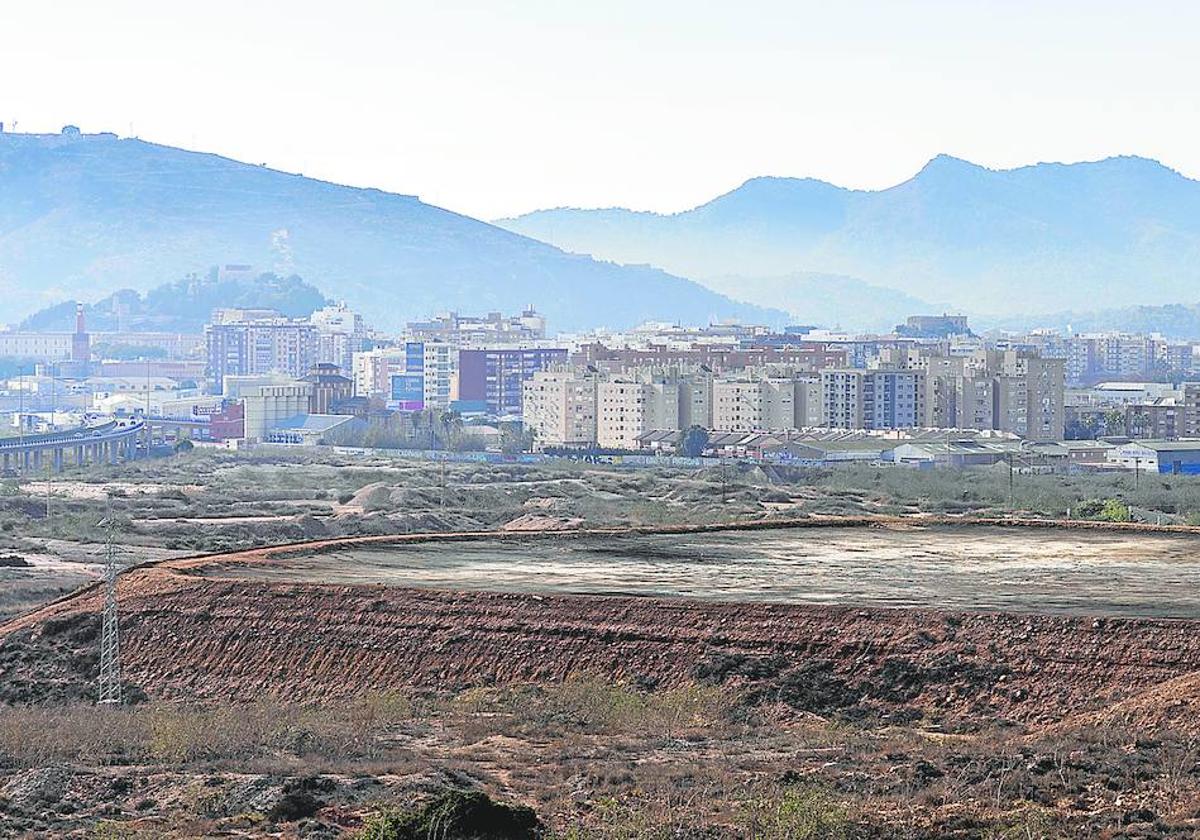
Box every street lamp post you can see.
[17,365,24,448]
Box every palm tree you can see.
[1104,409,1127,436]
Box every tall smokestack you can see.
[71,302,90,364]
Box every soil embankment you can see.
[6,517,1200,730]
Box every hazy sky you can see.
[2,1,1198,219]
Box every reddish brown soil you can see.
[6,542,1200,730]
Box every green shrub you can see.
[738,785,849,840]
[358,789,541,840]
[1075,498,1131,522]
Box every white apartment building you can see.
[522,370,597,448]
[311,302,367,373]
[712,378,801,432]
[822,370,864,429]
[712,379,764,432]
[596,380,679,449]
[420,341,457,410]
[351,347,406,399]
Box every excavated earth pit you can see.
[6,519,1200,731]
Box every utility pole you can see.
[16,365,23,453]
[98,516,123,705]
[44,457,51,519]
[1133,457,1141,492]
[1007,453,1015,511]
[440,456,446,509]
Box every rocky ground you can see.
[4,528,1200,837]
[6,451,1200,836]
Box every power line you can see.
[98,515,123,706]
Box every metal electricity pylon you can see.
[97,517,122,705]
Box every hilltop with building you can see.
[0,127,780,332]
[17,268,329,333]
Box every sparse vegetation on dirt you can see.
[7,448,1200,837]
[7,448,1200,558]
[1,686,1198,837]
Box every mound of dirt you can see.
[347,482,391,510]
[1059,670,1200,736]
[501,514,582,532]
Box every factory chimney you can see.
[71,303,90,363]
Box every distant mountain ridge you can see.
[498,155,1200,318]
[700,272,938,332]
[982,301,1200,340]
[0,130,783,332]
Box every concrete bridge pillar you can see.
[53,448,64,473]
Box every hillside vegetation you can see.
[19,271,329,333]
[0,131,781,331]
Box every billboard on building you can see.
[390,373,425,411]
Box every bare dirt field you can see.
[7,521,1200,836]
[194,523,1200,618]
[9,448,1200,836]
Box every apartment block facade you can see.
[822,369,926,430]
[352,347,407,399]
[204,319,318,382]
[992,351,1065,441]
[310,303,368,373]
[457,347,568,416]
[523,370,598,448]
[596,380,679,449]
[387,341,457,411]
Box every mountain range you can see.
[498,155,1200,322]
[987,302,1200,340]
[0,130,781,332]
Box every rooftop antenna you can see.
[97,512,123,705]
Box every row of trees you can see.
[328,410,531,454]
[1065,409,1152,441]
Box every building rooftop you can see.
[1118,439,1200,452]
[271,414,357,433]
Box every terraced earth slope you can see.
[6,520,1200,733]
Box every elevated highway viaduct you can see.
[0,420,143,475]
